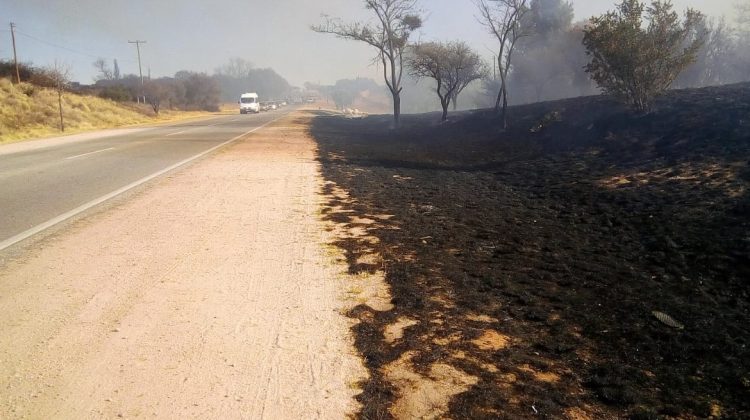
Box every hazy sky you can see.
[2,0,740,86]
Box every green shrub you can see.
[98,85,131,102]
[582,0,705,111]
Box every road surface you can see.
[0,109,292,251]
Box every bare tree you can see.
[736,1,750,78]
[215,57,254,78]
[528,0,574,36]
[312,0,422,128]
[738,0,750,29]
[47,61,71,132]
[677,17,739,87]
[93,58,114,81]
[451,49,487,111]
[144,80,167,115]
[475,0,532,128]
[408,41,485,121]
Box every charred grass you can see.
[310,83,750,419]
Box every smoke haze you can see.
[2,1,741,89]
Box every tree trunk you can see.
[392,91,401,129]
[387,51,402,129]
[495,53,504,113]
[501,85,508,129]
[441,100,449,121]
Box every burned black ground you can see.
[311,83,750,419]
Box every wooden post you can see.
[58,89,64,132]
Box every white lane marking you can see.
[65,147,115,160]
[163,116,224,129]
[165,121,223,137]
[0,112,292,252]
[166,130,189,137]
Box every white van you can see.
[239,93,260,114]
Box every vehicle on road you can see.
[239,93,260,114]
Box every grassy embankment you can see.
[0,78,228,144]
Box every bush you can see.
[28,68,59,89]
[582,0,705,111]
[20,83,37,97]
[98,85,131,102]
[177,72,221,112]
[0,61,63,89]
[0,60,35,82]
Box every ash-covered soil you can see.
[310,83,750,419]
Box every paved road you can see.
[0,109,293,250]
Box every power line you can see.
[14,28,135,63]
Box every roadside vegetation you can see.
[313,0,423,128]
[1,78,145,142]
[0,57,275,143]
[0,78,220,144]
[0,51,300,144]
[86,57,294,116]
[314,0,750,124]
[582,0,706,111]
[406,41,486,121]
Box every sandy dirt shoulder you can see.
[0,110,366,419]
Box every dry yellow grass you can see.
[0,78,228,144]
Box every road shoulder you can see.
[0,110,366,419]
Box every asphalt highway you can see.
[0,108,293,251]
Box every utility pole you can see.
[10,23,20,84]
[58,86,65,132]
[128,40,146,103]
